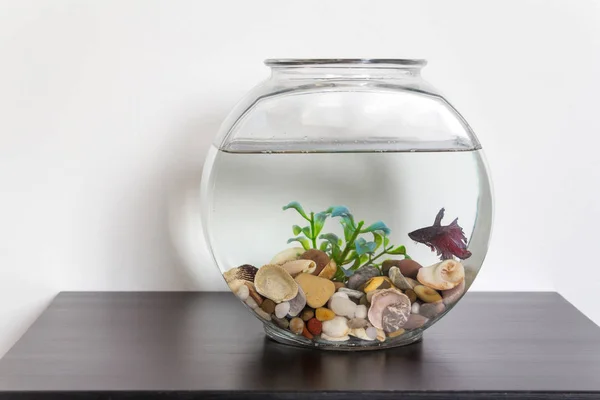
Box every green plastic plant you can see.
[283,202,410,281]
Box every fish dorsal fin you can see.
[433,208,445,226]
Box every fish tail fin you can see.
[433,208,445,226]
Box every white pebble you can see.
[275,301,291,319]
[411,302,420,314]
[365,326,378,340]
[235,285,249,301]
[329,296,357,318]
[322,316,350,337]
[245,297,258,309]
[327,291,349,308]
[254,307,271,321]
[354,304,367,319]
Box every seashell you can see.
[234,285,249,301]
[414,285,442,303]
[224,264,258,284]
[321,333,350,342]
[417,259,465,291]
[376,328,386,342]
[388,267,415,290]
[295,273,336,308]
[442,279,465,305]
[338,287,366,299]
[287,286,307,317]
[349,327,375,341]
[300,249,330,275]
[227,279,246,293]
[281,260,317,276]
[270,247,305,265]
[368,288,411,330]
[420,301,446,318]
[363,276,393,293]
[254,264,299,303]
[317,260,337,280]
[382,302,411,333]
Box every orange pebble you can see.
[302,326,314,339]
[315,307,335,321]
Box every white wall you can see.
[1,0,599,357]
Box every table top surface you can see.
[0,291,599,399]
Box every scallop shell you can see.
[367,288,411,330]
[254,264,299,303]
[223,264,258,284]
[417,260,465,291]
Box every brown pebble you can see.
[333,282,346,290]
[272,316,289,329]
[307,318,322,335]
[301,249,330,275]
[289,317,304,335]
[260,299,276,314]
[405,289,417,303]
[359,295,369,306]
[302,326,314,339]
[301,308,315,321]
[382,259,422,279]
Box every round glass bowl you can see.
[201,59,493,350]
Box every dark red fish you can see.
[408,208,472,260]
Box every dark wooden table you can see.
[0,292,599,399]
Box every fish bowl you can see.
[201,59,493,350]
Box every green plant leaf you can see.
[361,221,391,236]
[404,254,412,260]
[287,236,311,250]
[387,245,407,255]
[372,232,383,250]
[319,233,340,249]
[332,245,342,264]
[355,238,377,256]
[341,220,354,242]
[301,226,312,238]
[292,225,302,236]
[384,236,390,247]
[314,212,328,236]
[349,254,370,270]
[319,241,329,252]
[283,201,309,220]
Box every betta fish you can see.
[408,208,472,260]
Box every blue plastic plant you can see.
[283,202,409,281]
